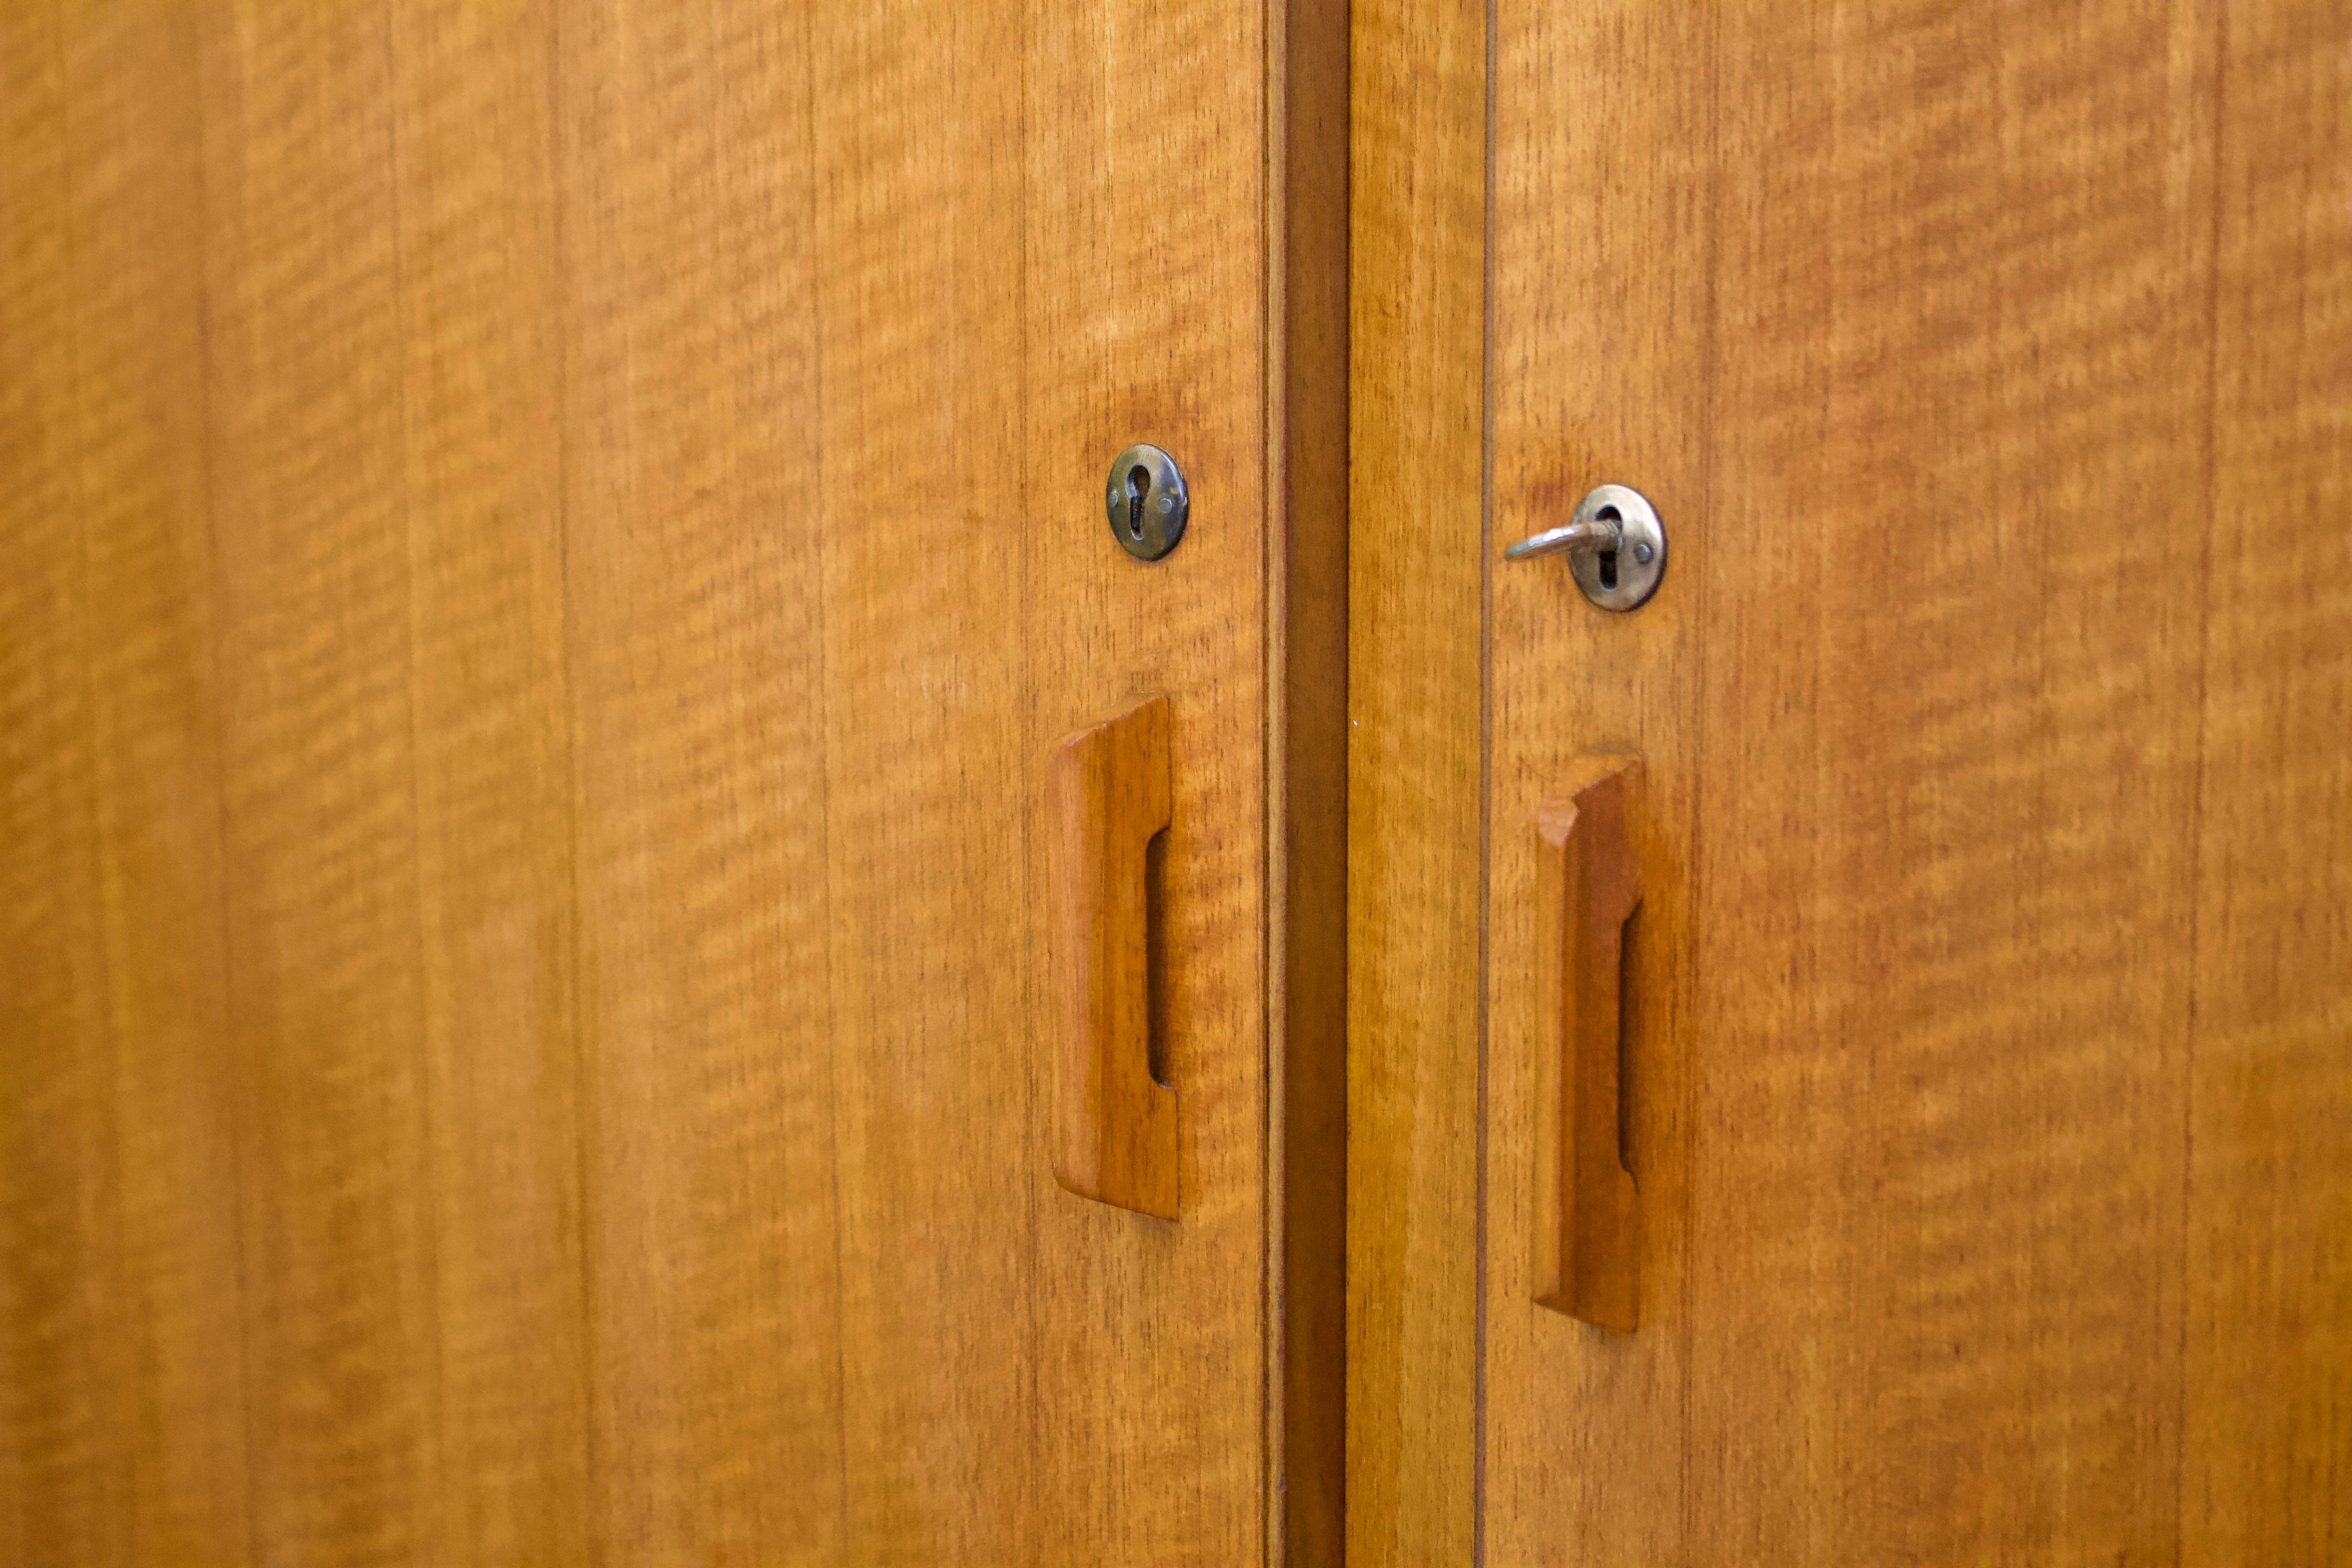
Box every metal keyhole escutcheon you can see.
[1504,483,1667,612]
[1104,443,1188,562]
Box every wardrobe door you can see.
[558,5,1272,1562]
[0,2,1337,1563]
[1353,2,2351,1562]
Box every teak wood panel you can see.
[1353,0,2350,1562]
[1490,2,2218,1560]
[3,6,254,1564]
[2186,3,2351,1555]
[1346,0,1488,1561]
[0,1,1338,1563]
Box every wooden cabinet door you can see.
[1353,1,2349,1562]
[0,4,1342,1564]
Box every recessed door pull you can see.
[1047,695,1180,1218]
[1504,482,1667,612]
[1532,757,1644,1331]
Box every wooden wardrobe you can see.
[2,2,2344,1564]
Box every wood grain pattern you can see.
[1346,0,1487,1561]
[1529,761,1641,1333]
[192,8,595,1559]
[809,6,1031,1556]
[1022,2,1270,1558]
[1482,0,1715,1533]
[1050,698,1180,1218]
[201,7,448,1554]
[1675,7,2208,1558]
[2184,3,2352,1557]
[30,6,254,1561]
[2,2,1302,1564]
[1464,2,2348,1563]
[0,15,137,1560]
[389,4,594,1559]
[557,3,848,1556]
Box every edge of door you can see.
[1268,0,1352,1562]
[1344,0,1490,1561]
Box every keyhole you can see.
[1126,465,1151,541]
[1595,504,1621,591]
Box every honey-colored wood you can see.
[553,0,1278,1553]
[0,18,138,1561]
[1050,698,1180,1219]
[176,10,595,1560]
[200,9,450,1553]
[391,8,596,1561]
[1,7,251,1562]
[1529,761,1641,1333]
[1499,3,2221,1556]
[1480,2,1717,1554]
[2184,4,2352,1555]
[2,2,1325,1562]
[393,9,597,1561]
[556,6,848,1555]
[1334,1,2350,1561]
[1021,1,1271,1555]
[11,6,255,1561]
[1346,0,1488,1560]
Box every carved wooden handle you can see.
[1048,695,1178,1218]
[1532,758,1642,1329]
